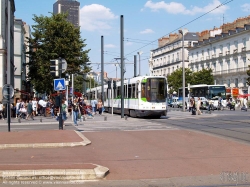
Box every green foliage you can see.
[167,68,214,94]
[26,13,90,94]
[192,68,214,85]
[246,65,250,86]
[167,68,193,93]
[74,75,97,93]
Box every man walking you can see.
[26,100,34,120]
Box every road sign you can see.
[2,84,14,99]
[54,78,66,91]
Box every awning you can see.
[51,91,82,97]
[237,94,250,98]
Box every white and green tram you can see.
[86,76,168,118]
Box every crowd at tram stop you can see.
[0,96,105,121]
[186,96,249,115]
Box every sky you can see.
[14,0,250,79]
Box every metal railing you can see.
[212,67,247,75]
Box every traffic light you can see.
[113,81,116,89]
[50,59,59,77]
[108,81,111,89]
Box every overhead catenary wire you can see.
[124,0,234,57]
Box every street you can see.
[0,109,250,187]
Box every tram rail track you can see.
[145,113,250,144]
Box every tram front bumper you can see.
[136,110,166,117]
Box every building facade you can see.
[14,19,31,101]
[0,0,15,100]
[189,16,250,96]
[149,29,199,77]
[53,0,80,27]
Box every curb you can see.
[0,130,91,149]
[0,164,109,181]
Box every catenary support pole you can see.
[120,15,124,118]
[134,55,137,77]
[101,36,104,103]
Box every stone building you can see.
[189,15,250,96]
[149,29,199,77]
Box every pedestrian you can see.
[32,97,38,116]
[60,99,67,126]
[72,98,80,126]
[243,97,248,108]
[0,102,4,120]
[190,96,195,115]
[15,99,21,118]
[197,97,202,115]
[91,99,97,115]
[97,99,103,115]
[26,100,34,120]
[50,100,55,118]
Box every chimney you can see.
[158,37,169,47]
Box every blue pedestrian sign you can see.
[54,78,66,91]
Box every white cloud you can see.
[144,0,228,15]
[241,3,250,12]
[80,4,118,31]
[105,44,116,48]
[140,29,155,34]
[125,42,133,46]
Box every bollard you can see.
[104,116,107,121]
[40,118,42,122]
[125,116,128,120]
[18,118,21,123]
[83,116,86,121]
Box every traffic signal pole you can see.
[58,57,63,130]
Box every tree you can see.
[191,68,214,85]
[246,65,250,86]
[73,75,97,93]
[167,68,214,94]
[167,68,193,94]
[26,13,90,94]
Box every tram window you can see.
[128,85,132,98]
[117,86,121,98]
[132,84,136,98]
[106,89,109,99]
[141,83,146,97]
[114,88,117,98]
[135,83,139,98]
[124,85,127,98]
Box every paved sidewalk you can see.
[0,129,108,181]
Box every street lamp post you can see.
[137,51,143,76]
[179,29,185,112]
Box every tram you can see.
[85,76,168,118]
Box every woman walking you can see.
[197,97,202,115]
[72,98,80,126]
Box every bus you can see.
[178,84,226,100]
[85,76,168,118]
[178,84,226,108]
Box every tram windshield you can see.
[143,78,166,102]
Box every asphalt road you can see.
[1,109,250,187]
